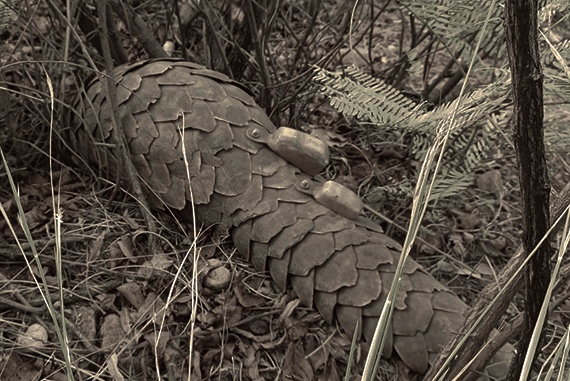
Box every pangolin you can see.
[69,58,472,374]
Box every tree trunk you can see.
[504,0,550,378]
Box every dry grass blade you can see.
[1,146,75,380]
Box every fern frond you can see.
[400,0,504,62]
[428,170,476,201]
[539,0,570,24]
[314,65,510,136]
[544,73,570,102]
[542,39,570,67]
[0,0,12,34]
[313,66,418,125]
[313,63,511,201]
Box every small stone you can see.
[17,324,48,348]
[476,170,502,196]
[203,266,231,291]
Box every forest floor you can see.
[2,1,570,380]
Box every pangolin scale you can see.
[69,58,469,374]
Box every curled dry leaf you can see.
[234,279,266,307]
[117,235,134,259]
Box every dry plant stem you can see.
[97,0,159,253]
[423,32,477,102]
[0,295,44,314]
[243,0,272,109]
[74,1,128,65]
[172,0,188,61]
[428,60,468,104]
[423,247,525,381]
[0,271,100,354]
[109,0,167,59]
[424,49,464,98]
[105,2,129,64]
[0,234,123,260]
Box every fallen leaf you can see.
[23,206,48,230]
[319,356,341,381]
[88,234,105,262]
[212,296,242,327]
[489,236,507,251]
[418,232,443,255]
[474,262,495,277]
[75,305,97,342]
[107,242,124,269]
[144,331,170,357]
[122,210,139,229]
[448,207,481,230]
[164,344,185,381]
[284,316,309,341]
[139,253,173,279]
[100,314,124,351]
[137,292,168,324]
[436,260,457,273]
[117,235,134,259]
[279,298,301,321]
[235,280,265,307]
[117,282,145,308]
[244,346,263,381]
[0,354,27,381]
[282,344,314,381]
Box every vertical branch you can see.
[243,0,272,110]
[504,0,551,378]
[97,0,158,253]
